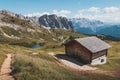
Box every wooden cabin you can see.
[65,36,111,65]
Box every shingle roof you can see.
[75,36,111,53]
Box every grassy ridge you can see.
[1,14,35,29]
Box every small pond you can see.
[32,44,41,48]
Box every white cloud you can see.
[75,6,120,23]
[79,7,100,13]
[25,12,50,17]
[104,7,119,13]
[75,13,83,18]
[25,10,71,17]
[53,10,71,17]
[89,7,100,13]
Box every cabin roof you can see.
[75,36,111,53]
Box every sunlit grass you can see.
[12,54,81,80]
[94,41,120,76]
[12,53,115,80]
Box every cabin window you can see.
[101,59,104,62]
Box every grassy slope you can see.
[0,40,119,80]
[94,41,120,72]
[0,44,113,80]
[0,26,87,48]
[12,54,81,80]
[0,29,120,80]
[12,53,115,80]
[0,52,6,68]
[0,44,12,68]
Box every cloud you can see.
[89,7,100,13]
[104,7,120,13]
[79,7,100,13]
[53,10,71,17]
[25,12,50,17]
[25,10,71,17]
[75,6,120,23]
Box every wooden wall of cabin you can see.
[92,50,107,60]
[65,41,92,63]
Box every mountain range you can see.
[0,10,120,40]
[29,12,120,39]
[70,18,120,39]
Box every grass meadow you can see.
[0,40,120,80]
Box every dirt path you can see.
[60,57,97,71]
[0,54,14,80]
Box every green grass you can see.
[0,43,12,68]
[1,26,21,36]
[0,52,6,68]
[43,40,120,76]
[92,41,120,77]
[0,42,119,80]
[12,54,80,80]
[12,53,116,80]
[51,29,87,39]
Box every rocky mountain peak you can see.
[38,14,74,30]
[0,10,74,31]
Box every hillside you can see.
[0,10,86,47]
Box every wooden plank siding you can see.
[65,40,92,63]
[92,50,107,60]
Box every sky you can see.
[0,0,120,23]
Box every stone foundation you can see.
[91,55,106,65]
